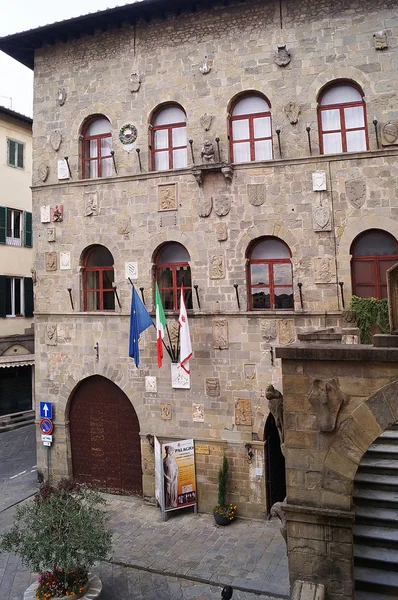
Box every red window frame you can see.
[318,84,369,155]
[247,240,293,310]
[351,232,398,299]
[151,120,187,171]
[81,123,112,179]
[229,97,273,163]
[156,261,192,311]
[83,251,115,311]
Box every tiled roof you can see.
[0,105,33,126]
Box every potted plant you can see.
[213,453,237,526]
[0,479,112,600]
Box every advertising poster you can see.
[162,439,197,513]
[154,436,163,508]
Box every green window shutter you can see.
[7,139,15,166]
[0,276,6,317]
[23,277,34,318]
[17,143,24,168]
[24,211,32,247]
[0,206,6,244]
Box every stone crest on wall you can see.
[215,222,228,242]
[206,377,220,396]
[198,196,213,218]
[159,184,177,211]
[244,364,256,380]
[193,403,205,422]
[210,255,225,279]
[145,376,157,393]
[235,398,252,426]
[47,227,56,242]
[160,403,172,420]
[129,71,141,93]
[261,321,277,343]
[309,378,347,432]
[84,192,99,216]
[214,196,231,217]
[345,179,366,209]
[200,113,213,132]
[213,319,228,349]
[312,171,327,191]
[278,319,295,345]
[45,252,57,271]
[314,256,335,284]
[171,363,190,389]
[50,130,62,152]
[312,202,331,231]
[117,216,130,235]
[52,205,63,222]
[275,44,291,67]
[45,324,57,346]
[60,252,71,270]
[373,30,388,50]
[283,102,300,124]
[41,205,51,223]
[57,88,67,106]
[247,184,266,206]
[38,164,49,182]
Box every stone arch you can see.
[308,67,373,108]
[234,224,300,266]
[322,378,398,504]
[145,229,201,266]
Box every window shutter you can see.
[24,211,33,247]
[0,206,6,244]
[0,276,6,317]
[23,277,34,318]
[17,143,24,168]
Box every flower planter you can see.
[213,510,235,526]
[24,572,102,600]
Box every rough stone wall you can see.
[31,0,398,517]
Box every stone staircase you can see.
[354,423,398,599]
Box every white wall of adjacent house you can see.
[0,113,33,336]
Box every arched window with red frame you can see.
[247,237,293,310]
[151,105,187,171]
[351,230,398,299]
[83,245,115,311]
[155,243,192,311]
[230,94,273,163]
[81,116,113,179]
[318,82,368,155]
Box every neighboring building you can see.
[0,106,34,421]
[0,0,397,525]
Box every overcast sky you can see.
[0,1,134,117]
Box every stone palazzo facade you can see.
[1,0,398,523]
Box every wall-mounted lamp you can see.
[67,287,74,310]
[215,136,221,162]
[233,283,241,310]
[94,342,99,361]
[193,281,201,309]
[244,443,254,463]
[306,124,312,155]
[297,282,304,309]
[339,281,345,309]
[188,138,195,164]
[146,433,155,452]
[275,128,282,158]
[373,116,380,149]
[64,156,72,178]
[112,283,122,309]
[110,150,118,174]
[136,147,142,172]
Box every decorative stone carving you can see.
[57,88,67,106]
[206,377,220,397]
[41,205,51,223]
[159,184,177,211]
[50,130,62,151]
[193,403,204,422]
[168,320,179,348]
[213,319,228,349]
[45,324,57,346]
[57,159,69,180]
[373,30,388,50]
[30,268,37,286]
[342,333,360,345]
[145,376,157,393]
[312,202,331,231]
[381,122,398,146]
[283,102,300,124]
[266,384,284,446]
[47,227,56,242]
[235,398,252,426]
[125,262,138,280]
[275,44,291,67]
[59,252,71,270]
[261,321,277,343]
[171,363,190,389]
[244,364,256,380]
[119,124,138,146]
[84,192,99,216]
[198,196,213,218]
[51,205,63,222]
[160,403,172,420]
[215,222,228,242]
[38,164,49,182]
[117,216,130,235]
[129,71,141,93]
[210,255,225,279]
[342,309,357,324]
[312,171,327,191]
[199,56,211,75]
[247,184,266,206]
[309,378,348,432]
[345,179,366,209]
[278,319,295,345]
[201,140,215,163]
[314,256,334,284]
[45,252,57,271]
[200,113,213,132]
[159,213,177,227]
[270,499,287,543]
[214,196,231,217]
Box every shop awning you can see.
[0,354,35,368]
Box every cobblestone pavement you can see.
[0,425,37,512]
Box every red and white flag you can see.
[178,287,192,374]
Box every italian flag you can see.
[155,283,166,368]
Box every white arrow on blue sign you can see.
[40,402,53,420]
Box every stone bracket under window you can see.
[191,162,234,186]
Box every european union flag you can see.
[129,285,153,367]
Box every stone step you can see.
[354,505,398,524]
[355,472,398,488]
[378,430,398,441]
[355,591,397,600]
[354,524,398,545]
[354,544,398,565]
[355,566,398,593]
[358,457,398,472]
[354,487,398,505]
[368,443,398,455]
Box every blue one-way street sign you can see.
[40,402,52,420]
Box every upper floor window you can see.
[81,117,113,179]
[0,207,32,248]
[7,139,24,169]
[318,83,368,155]
[247,237,293,310]
[0,276,33,318]
[155,243,192,311]
[151,105,187,171]
[230,94,273,163]
[83,246,115,311]
[351,230,398,299]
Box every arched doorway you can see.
[69,375,142,495]
[265,413,286,512]
[354,420,398,598]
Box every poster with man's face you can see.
[162,439,196,511]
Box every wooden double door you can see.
[69,375,142,496]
